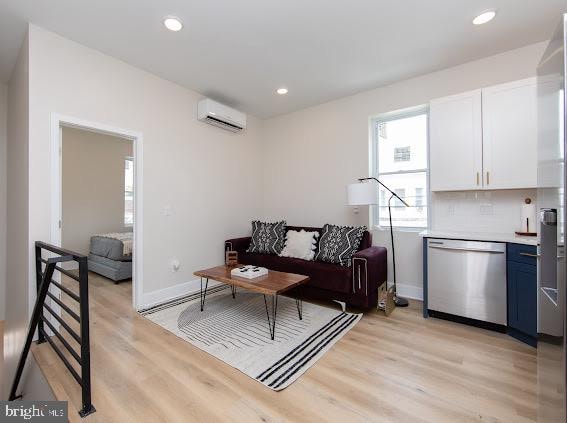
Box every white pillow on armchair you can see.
[279,230,319,261]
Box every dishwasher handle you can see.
[428,244,505,254]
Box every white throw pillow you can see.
[279,230,319,261]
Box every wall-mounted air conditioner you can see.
[197,98,246,132]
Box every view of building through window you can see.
[393,146,411,162]
[125,157,134,226]
[374,110,428,228]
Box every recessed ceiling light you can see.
[164,16,183,32]
[472,9,496,25]
[276,88,288,95]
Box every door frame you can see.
[50,113,144,310]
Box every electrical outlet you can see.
[163,205,172,216]
[170,258,180,272]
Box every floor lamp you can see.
[347,177,410,307]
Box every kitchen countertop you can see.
[419,230,538,246]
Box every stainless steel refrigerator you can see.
[537,13,567,423]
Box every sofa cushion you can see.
[314,224,366,267]
[246,220,286,255]
[237,252,352,294]
[280,229,319,261]
[237,251,268,267]
[262,255,352,294]
[283,226,372,251]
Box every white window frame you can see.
[370,105,430,231]
[124,156,134,227]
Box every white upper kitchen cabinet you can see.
[429,89,483,191]
[429,77,539,192]
[482,78,538,190]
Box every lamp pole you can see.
[359,177,409,307]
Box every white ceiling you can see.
[0,0,565,118]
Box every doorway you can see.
[50,115,143,309]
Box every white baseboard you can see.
[394,283,423,301]
[139,279,423,311]
[139,278,221,311]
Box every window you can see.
[372,107,428,229]
[124,157,134,226]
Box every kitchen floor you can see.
[32,273,537,422]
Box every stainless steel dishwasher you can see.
[427,238,507,325]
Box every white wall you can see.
[4,33,29,399]
[27,24,263,310]
[62,127,133,255]
[261,41,548,299]
[0,83,7,321]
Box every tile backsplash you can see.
[431,189,537,234]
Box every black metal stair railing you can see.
[9,241,96,418]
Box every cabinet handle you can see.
[519,252,538,258]
[486,171,490,185]
[476,172,479,186]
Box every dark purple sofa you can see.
[225,226,387,309]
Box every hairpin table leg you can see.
[296,286,303,320]
[263,294,278,340]
[200,277,209,311]
[231,284,236,299]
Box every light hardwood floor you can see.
[32,273,537,423]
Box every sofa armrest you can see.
[352,246,387,300]
[225,237,251,254]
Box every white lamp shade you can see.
[347,182,378,206]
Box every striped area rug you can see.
[142,286,361,390]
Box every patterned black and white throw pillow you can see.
[247,220,287,255]
[314,224,366,267]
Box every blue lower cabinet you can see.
[506,244,537,347]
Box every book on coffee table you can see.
[230,265,268,279]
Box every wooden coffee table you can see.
[194,265,310,340]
